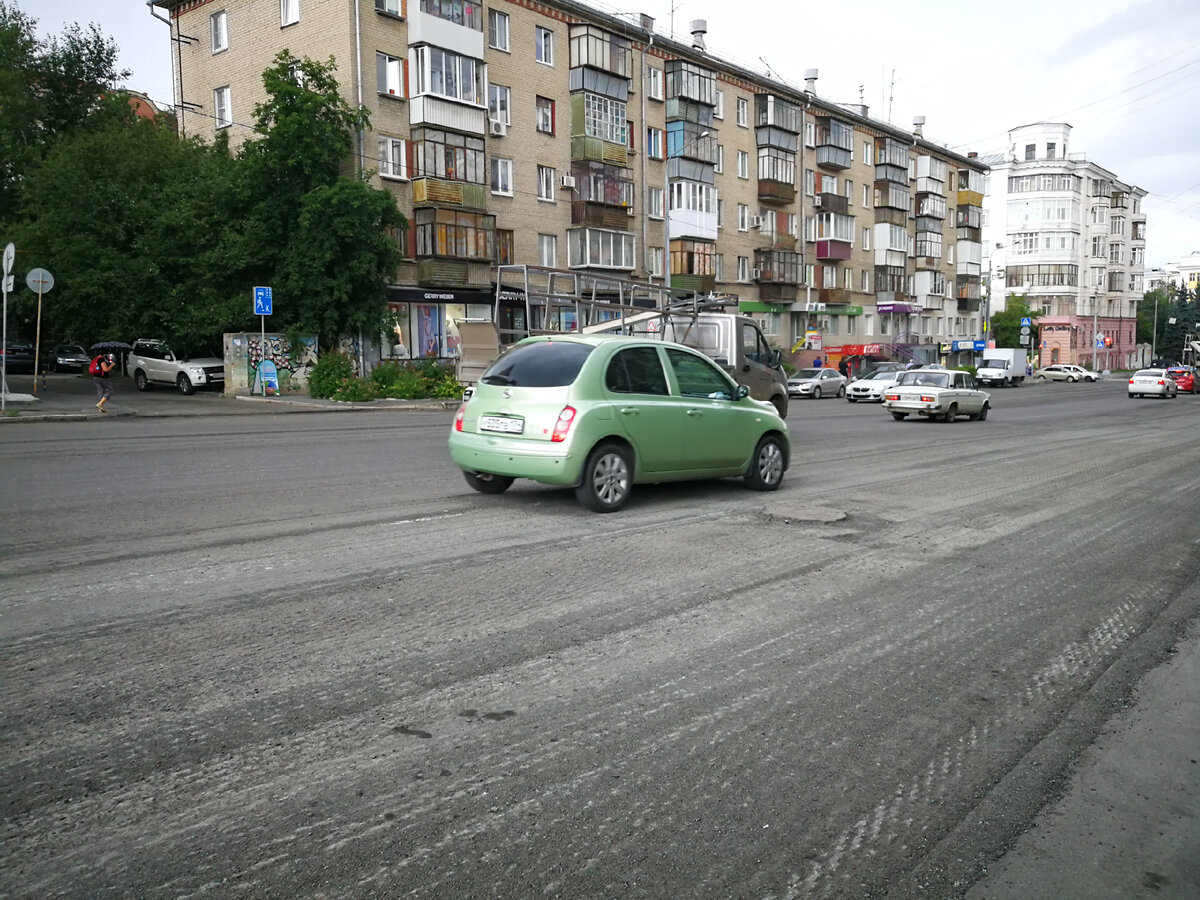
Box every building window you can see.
[862,141,873,165]
[716,199,724,228]
[378,136,408,180]
[536,96,555,134]
[412,128,485,182]
[737,204,749,231]
[1025,143,1036,160]
[804,168,814,196]
[537,164,555,201]
[490,157,512,195]
[758,147,794,184]
[376,0,403,14]
[1046,142,1056,159]
[647,66,663,100]
[804,121,815,147]
[536,26,554,65]
[648,186,664,219]
[420,0,482,29]
[488,9,509,50]
[213,86,232,129]
[568,228,637,269]
[539,233,556,266]
[627,121,635,150]
[281,0,299,26]
[713,89,724,119]
[488,84,510,124]
[496,229,515,265]
[415,208,495,260]
[211,11,228,52]
[584,93,627,144]
[649,246,664,276]
[413,46,484,105]
[646,127,663,159]
[377,52,404,97]
[737,256,749,282]
[736,97,748,127]
[737,150,749,179]
[862,184,870,208]
[862,227,870,251]
[714,254,724,281]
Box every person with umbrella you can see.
[89,342,129,413]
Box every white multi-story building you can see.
[981,123,1146,370]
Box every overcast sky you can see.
[25,0,1200,268]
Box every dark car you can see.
[1,340,36,373]
[45,343,91,373]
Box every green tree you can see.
[988,293,1042,349]
[232,51,405,346]
[0,1,134,215]
[1137,287,1170,349]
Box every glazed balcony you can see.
[754,94,802,133]
[815,116,853,170]
[665,59,717,107]
[570,135,628,167]
[571,203,636,230]
[568,24,632,79]
[819,288,853,305]
[753,249,803,285]
[874,183,910,211]
[815,192,848,214]
[875,162,908,186]
[412,177,489,210]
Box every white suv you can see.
[128,339,225,395]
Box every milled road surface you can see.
[1,381,1197,898]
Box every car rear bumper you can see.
[449,431,581,485]
[883,400,943,417]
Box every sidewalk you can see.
[0,371,457,421]
[966,619,1200,900]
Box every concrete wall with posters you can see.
[223,333,317,396]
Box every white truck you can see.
[456,266,790,416]
[976,348,1027,388]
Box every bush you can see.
[308,353,355,399]
[310,354,461,401]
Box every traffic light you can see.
[1104,336,1113,348]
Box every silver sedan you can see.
[787,368,847,399]
[1127,369,1178,399]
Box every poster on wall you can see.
[416,304,442,358]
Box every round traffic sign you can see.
[2,243,13,277]
[26,267,54,293]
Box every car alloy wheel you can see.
[1037,375,1047,383]
[464,471,514,494]
[1066,376,1076,382]
[134,370,151,391]
[576,442,632,512]
[812,386,822,400]
[745,435,785,491]
[176,373,196,395]
[837,385,846,398]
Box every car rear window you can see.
[480,340,594,388]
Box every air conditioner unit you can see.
[749,215,763,229]
[560,175,576,190]
[489,119,506,137]
[812,195,822,208]
[626,206,636,217]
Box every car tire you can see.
[177,373,195,395]
[942,403,957,423]
[977,402,989,421]
[1066,375,1076,382]
[134,370,151,392]
[770,396,787,418]
[1037,375,1047,383]
[575,442,632,513]
[463,471,514,494]
[812,386,822,400]
[837,385,846,398]
[745,434,786,492]
[891,412,907,421]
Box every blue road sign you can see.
[1020,317,1032,327]
[254,286,273,315]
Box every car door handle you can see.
[619,407,639,415]
[686,409,701,416]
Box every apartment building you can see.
[981,122,1147,371]
[152,0,989,367]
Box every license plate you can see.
[479,415,524,434]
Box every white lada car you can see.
[882,368,991,422]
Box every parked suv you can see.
[128,339,225,394]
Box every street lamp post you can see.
[1091,293,1099,372]
[664,129,709,291]
[982,242,1004,344]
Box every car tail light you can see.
[454,403,466,431]
[1128,377,1135,384]
[885,393,899,401]
[920,394,936,403]
[551,406,577,442]
[1157,379,1165,385]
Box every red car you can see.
[1166,367,1196,393]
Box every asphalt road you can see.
[1,380,1197,899]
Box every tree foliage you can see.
[0,1,134,213]
[5,38,405,351]
[989,294,1042,349]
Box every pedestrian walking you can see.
[91,353,115,412]
[838,357,848,378]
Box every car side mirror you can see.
[734,385,750,400]
[768,349,782,368]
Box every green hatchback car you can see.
[449,334,791,512]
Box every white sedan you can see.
[1128,369,1178,399]
[882,369,991,422]
[787,368,847,399]
[846,370,899,402]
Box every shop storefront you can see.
[384,287,496,362]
